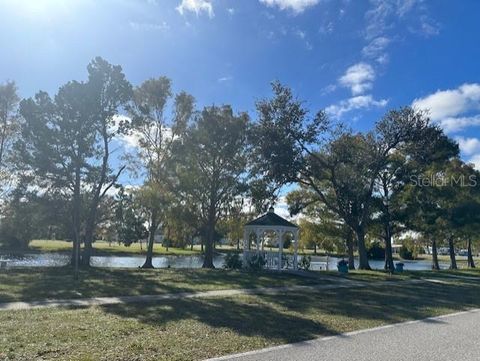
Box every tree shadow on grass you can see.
[2,267,328,303]
[101,295,340,345]
[257,280,480,327]
[98,278,480,348]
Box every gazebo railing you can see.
[243,250,292,270]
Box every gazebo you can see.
[243,207,299,270]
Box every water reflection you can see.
[0,253,450,270]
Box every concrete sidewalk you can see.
[206,308,480,361]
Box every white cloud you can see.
[412,83,480,133]
[362,36,390,60]
[339,63,375,95]
[294,29,313,50]
[218,76,233,83]
[129,21,169,31]
[176,0,214,18]
[455,136,480,156]
[259,0,320,14]
[227,8,235,15]
[438,115,480,134]
[326,95,388,119]
[468,154,480,170]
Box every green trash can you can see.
[395,263,404,273]
[337,260,349,273]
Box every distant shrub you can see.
[367,241,385,259]
[223,253,243,269]
[399,245,414,260]
[299,255,311,271]
[247,253,266,271]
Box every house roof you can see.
[245,207,298,228]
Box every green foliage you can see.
[367,241,385,260]
[399,245,414,260]
[0,80,20,189]
[173,105,250,268]
[114,188,147,246]
[246,254,266,271]
[223,253,243,269]
[299,255,311,271]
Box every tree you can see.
[114,188,148,246]
[401,141,460,270]
[19,81,96,274]
[18,58,132,274]
[82,57,133,266]
[438,159,480,269]
[174,105,249,268]
[0,81,20,191]
[251,83,430,269]
[289,189,355,268]
[127,77,194,268]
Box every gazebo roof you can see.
[245,207,298,228]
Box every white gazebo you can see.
[243,207,299,270]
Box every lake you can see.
[0,252,451,270]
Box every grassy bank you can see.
[26,239,201,256]
[1,268,479,360]
[0,267,331,303]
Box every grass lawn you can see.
[0,268,479,361]
[0,267,333,303]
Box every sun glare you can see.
[5,0,74,20]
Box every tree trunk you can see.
[71,163,82,279]
[202,212,215,268]
[467,238,475,268]
[356,228,371,270]
[191,236,194,251]
[82,218,95,267]
[346,231,355,270]
[384,225,395,273]
[82,122,114,267]
[236,238,240,250]
[431,238,440,270]
[313,243,317,255]
[142,210,158,269]
[448,236,457,270]
[165,225,170,252]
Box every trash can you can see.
[395,262,404,273]
[337,260,349,273]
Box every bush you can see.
[367,241,385,259]
[223,253,243,269]
[399,245,414,260]
[299,255,311,270]
[247,253,266,271]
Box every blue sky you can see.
[1,0,480,171]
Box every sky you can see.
[1,0,480,213]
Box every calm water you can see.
[0,253,450,270]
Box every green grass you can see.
[1,270,479,361]
[27,239,200,256]
[0,267,332,303]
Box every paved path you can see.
[207,309,480,361]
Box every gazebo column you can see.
[255,230,261,253]
[293,230,299,270]
[278,230,283,271]
[243,229,249,265]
